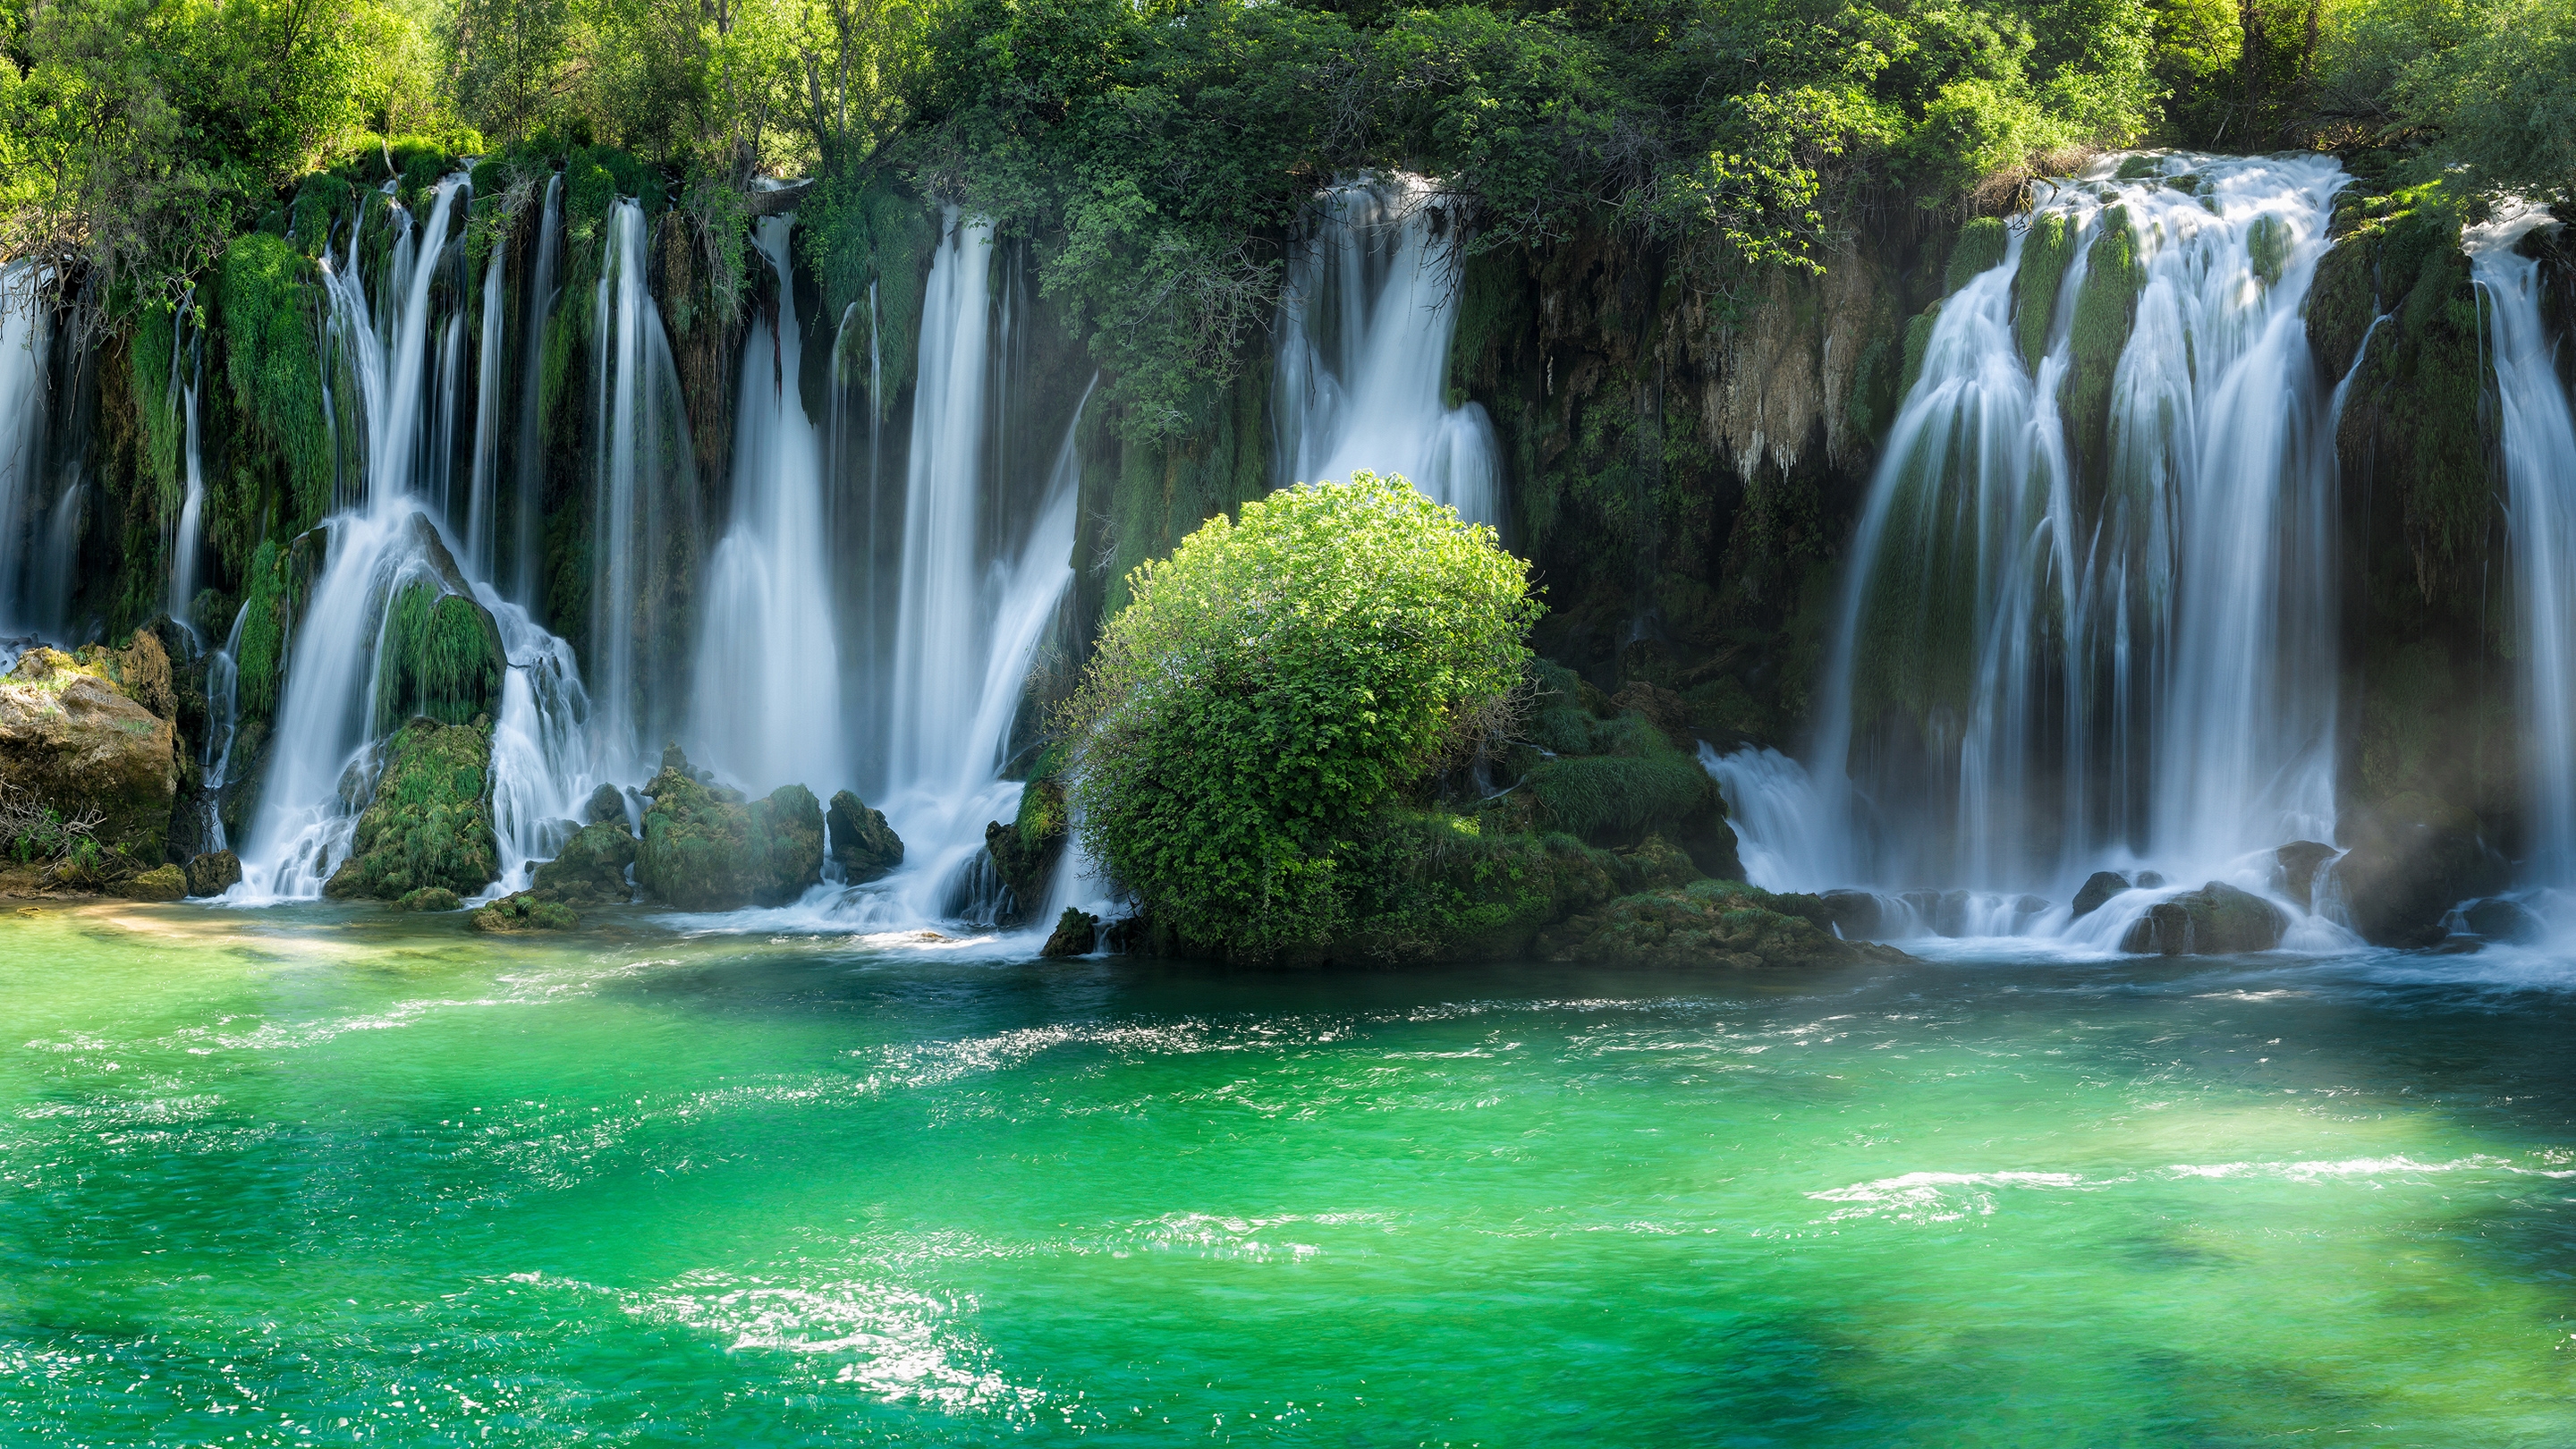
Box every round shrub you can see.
[1063,472,1538,960]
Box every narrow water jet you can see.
[513,173,564,609]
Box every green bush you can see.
[1064,473,1539,960]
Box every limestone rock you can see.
[1540,878,1909,970]
[470,891,579,932]
[2274,841,2340,912]
[532,821,637,904]
[1042,908,1099,958]
[826,790,904,883]
[2071,870,2131,920]
[636,750,823,909]
[0,646,181,860]
[113,864,187,901]
[2118,881,2287,955]
[185,851,242,897]
[323,718,499,901]
[2459,896,2544,944]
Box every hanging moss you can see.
[233,539,289,719]
[2060,205,2142,504]
[1895,298,1943,398]
[217,233,332,531]
[288,174,355,258]
[373,580,506,733]
[2248,215,2289,287]
[127,301,182,511]
[800,174,938,416]
[2013,211,2074,370]
[1944,216,2008,294]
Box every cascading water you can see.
[691,215,850,795]
[0,267,54,639]
[166,299,208,633]
[587,199,696,779]
[463,236,508,575]
[2470,205,2576,899]
[1730,153,2354,937]
[513,174,564,608]
[1275,175,1502,525]
[235,177,600,902]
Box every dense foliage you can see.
[1063,474,1538,959]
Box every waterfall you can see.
[690,214,850,795]
[235,176,600,902]
[2470,205,2576,889]
[1275,175,1502,525]
[513,173,563,608]
[0,267,53,639]
[587,199,695,779]
[166,302,207,634]
[884,210,998,799]
[1806,153,2348,902]
[1700,744,1852,894]
[464,239,507,575]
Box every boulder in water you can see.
[532,820,637,904]
[470,891,579,932]
[2325,796,2505,946]
[323,718,500,902]
[1042,908,1098,958]
[0,646,181,861]
[1819,889,1885,937]
[185,851,242,897]
[826,790,903,882]
[635,750,823,909]
[2274,841,2340,911]
[2071,870,2131,919]
[1539,878,1909,970]
[981,775,1067,925]
[2459,896,2544,944]
[583,784,629,826]
[112,864,187,901]
[2118,881,2286,954]
[396,886,462,911]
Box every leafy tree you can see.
[1063,473,1538,960]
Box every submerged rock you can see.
[636,749,823,909]
[532,821,637,904]
[470,891,579,932]
[2458,896,2544,944]
[185,850,242,898]
[2118,881,2286,955]
[1539,878,1908,970]
[323,718,500,902]
[1042,908,1098,958]
[2071,870,2131,920]
[826,790,903,883]
[396,886,462,911]
[112,864,187,902]
[0,646,181,860]
[2274,841,2340,912]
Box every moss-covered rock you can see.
[826,789,903,882]
[635,750,824,909]
[982,774,1066,923]
[2062,204,2142,504]
[1945,216,2009,294]
[1539,877,1908,969]
[0,647,181,860]
[531,820,636,903]
[2013,210,2075,369]
[374,579,506,733]
[112,864,188,902]
[217,233,334,533]
[396,886,462,911]
[470,891,580,932]
[323,718,499,901]
[1042,908,1099,958]
[186,850,243,897]
[2117,881,2288,954]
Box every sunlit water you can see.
[4,907,2573,1445]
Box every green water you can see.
[4,904,2572,1445]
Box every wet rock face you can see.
[2274,841,2340,912]
[635,750,824,910]
[2118,882,2287,955]
[826,791,904,883]
[185,851,242,897]
[1042,908,1098,958]
[0,647,181,860]
[112,864,187,901]
[2072,870,2132,920]
[980,776,1065,927]
[532,821,637,904]
[583,784,629,826]
[324,719,500,902]
[2457,896,2544,944]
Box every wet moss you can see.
[636,753,824,910]
[2248,215,2289,287]
[1538,877,1907,969]
[233,539,289,720]
[2061,205,2142,504]
[801,174,938,414]
[1896,299,1943,398]
[2013,212,2074,370]
[325,718,499,901]
[288,175,355,258]
[372,581,505,733]
[217,233,332,532]
[1944,216,2008,294]
[127,301,182,512]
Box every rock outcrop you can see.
[826,790,903,882]
[2118,882,2287,955]
[323,718,500,901]
[636,749,824,909]
[0,646,182,861]
[112,864,187,901]
[531,821,637,903]
[1042,908,1099,958]
[185,851,242,897]
[1540,878,1908,970]
[470,891,580,931]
